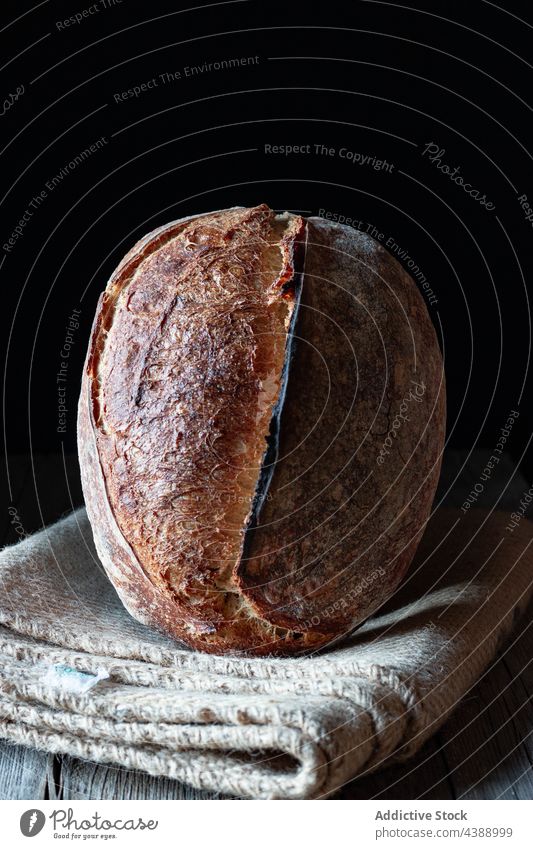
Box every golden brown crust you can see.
[78,205,446,655]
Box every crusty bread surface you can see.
[78,204,445,655]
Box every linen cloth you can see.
[0,507,531,799]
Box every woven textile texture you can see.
[0,507,531,799]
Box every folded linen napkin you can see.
[0,507,531,799]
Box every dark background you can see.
[1,0,532,513]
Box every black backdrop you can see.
[1,0,532,484]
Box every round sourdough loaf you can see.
[78,204,446,655]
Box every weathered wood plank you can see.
[0,741,54,801]
[495,615,533,800]
[58,756,225,800]
[431,611,533,800]
[339,735,454,799]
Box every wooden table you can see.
[1,451,532,800]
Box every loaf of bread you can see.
[78,204,445,655]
